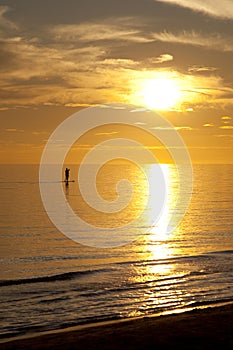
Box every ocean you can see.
[0,164,232,340]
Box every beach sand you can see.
[1,304,233,350]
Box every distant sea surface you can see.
[0,164,233,340]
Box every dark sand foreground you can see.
[1,304,233,350]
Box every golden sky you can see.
[0,0,232,163]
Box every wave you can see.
[0,268,109,287]
[1,249,232,288]
[205,249,233,255]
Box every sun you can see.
[141,78,181,110]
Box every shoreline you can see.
[1,302,233,349]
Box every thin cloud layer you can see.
[0,3,232,122]
[152,31,233,52]
[0,12,232,109]
[0,1,232,164]
[0,5,17,30]
[50,19,150,44]
[155,0,233,19]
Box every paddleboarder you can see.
[65,167,70,184]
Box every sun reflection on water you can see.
[146,163,179,249]
[150,164,178,235]
[128,162,191,311]
[133,164,180,279]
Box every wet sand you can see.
[1,304,233,350]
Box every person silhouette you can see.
[65,168,70,184]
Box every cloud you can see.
[152,30,233,52]
[5,128,24,132]
[150,126,194,131]
[1,36,232,109]
[0,35,111,105]
[219,125,233,129]
[64,103,90,108]
[131,109,149,114]
[95,131,119,136]
[132,69,233,109]
[0,14,232,109]
[155,0,233,19]
[203,123,214,127]
[50,19,150,44]
[102,58,138,68]
[221,116,231,120]
[175,126,194,131]
[189,66,217,73]
[0,6,17,30]
[5,128,17,132]
[0,107,11,111]
[32,131,47,135]
[0,34,105,80]
[149,54,173,64]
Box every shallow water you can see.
[0,164,232,339]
